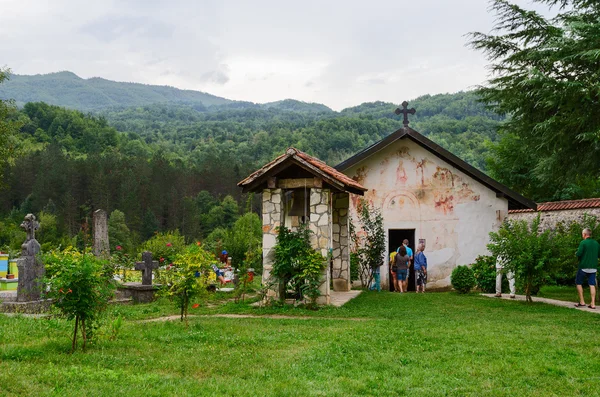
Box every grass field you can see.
[1,291,600,396]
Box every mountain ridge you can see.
[0,71,339,113]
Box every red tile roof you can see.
[238,147,367,193]
[509,198,600,213]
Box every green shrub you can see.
[140,230,186,266]
[488,215,555,302]
[272,224,326,307]
[451,265,476,294]
[156,244,213,324]
[43,247,115,352]
[471,255,500,293]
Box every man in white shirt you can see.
[495,255,515,298]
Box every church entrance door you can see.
[388,229,416,292]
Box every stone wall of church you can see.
[508,208,600,231]
[343,138,508,290]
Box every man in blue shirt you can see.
[397,239,413,292]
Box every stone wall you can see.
[261,188,282,296]
[332,192,350,291]
[508,208,600,230]
[309,188,332,304]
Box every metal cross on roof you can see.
[394,101,416,127]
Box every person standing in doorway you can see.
[575,228,600,309]
[395,245,410,293]
[494,255,516,298]
[413,243,428,293]
[398,239,413,289]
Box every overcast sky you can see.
[0,0,548,110]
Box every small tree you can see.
[43,248,115,352]
[354,200,386,288]
[156,245,213,324]
[488,216,556,302]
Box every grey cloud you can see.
[80,15,175,43]
[200,64,230,85]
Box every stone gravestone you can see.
[135,251,159,285]
[118,251,160,303]
[93,209,110,259]
[16,214,44,302]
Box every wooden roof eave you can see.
[241,155,364,195]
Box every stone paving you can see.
[0,290,17,302]
[330,290,362,307]
[482,293,600,314]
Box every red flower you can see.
[116,245,122,251]
[166,242,173,247]
[59,288,64,293]
[160,257,165,263]
[192,303,200,309]
[68,289,72,293]
[196,241,201,246]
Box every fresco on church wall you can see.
[345,138,508,290]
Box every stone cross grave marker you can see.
[93,209,110,258]
[394,101,416,127]
[17,214,44,302]
[135,251,159,285]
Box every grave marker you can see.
[135,251,159,286]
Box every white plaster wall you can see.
[345,138,508,289]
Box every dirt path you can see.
[139,313,371,322]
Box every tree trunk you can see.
[278,279,286,302]
[180,298,185,322]
[72,315,79,353]
[81,318,87,351]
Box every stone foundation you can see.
[117,283,160,303]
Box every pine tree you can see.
[469,0,600,200]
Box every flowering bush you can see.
[156,244,214,324]
[43,247,115,352]
[140,231,185,267]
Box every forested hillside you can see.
[0,71,233,111]
[0,73,505,254]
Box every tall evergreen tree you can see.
[470,0,600,200]
[0,68,21,187]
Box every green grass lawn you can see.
[1,291,600,396]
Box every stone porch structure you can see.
[238,147,366,304]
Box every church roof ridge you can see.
[238,147,366,195]
[335,126,536,210]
